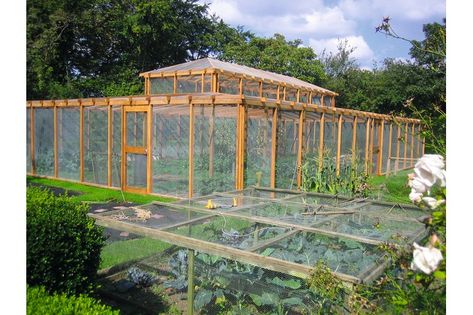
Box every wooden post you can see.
[239,78,243,96]
[187,249,195,315]
[410,123,415,166]
[331,96,336,107]
[173,73,177,94]
[403,122,409,169]
[79,102,84,182]
[236,104,247,189]
[201,73,205,93]
[54,103,58,178]
[336,114,343,176]
[283,86,286,101]
[377,120,385,175]
[31,106,36,174]
[369,119,375,174]
[121,105,126,189]
[270,108,278,188]
[296,110,304,188]
[188,103,194,199]
[351,116,358,164]
[395,124,401,173]
[259,81,263,98]
[296,89,300,103]
[318,113,325,170]
[147,101,153,193]
[209,105,215,177]
[364,118,371,174]
[386,123,393,176]
[107,102,112,187]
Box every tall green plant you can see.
[302,150,370,197]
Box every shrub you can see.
[27,187,105,295]
[27,286,119,315]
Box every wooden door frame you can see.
[123,105,150,193]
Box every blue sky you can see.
[199,0,445,69]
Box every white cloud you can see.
[339,0,445,21]
[309,36,374,61]
[204,0,355,38]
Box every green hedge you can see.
[27,187,105,295]
[27,286,118,315]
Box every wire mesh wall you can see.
[27,109,31,173]
[34,108,54,176]
[276,111,299,190]
[245,107,273,188]
[193,104,237,196]
[27,94,423,198]
[83,106,108,185]
[152,105,189,197]
[57,107,80,180]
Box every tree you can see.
[219,34,327,86]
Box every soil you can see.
[27,182,83,197]
[97,249,188,315]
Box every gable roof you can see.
[139,58,337,96]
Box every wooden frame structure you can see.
[27,59,423,199]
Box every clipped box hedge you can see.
[27,187,105,295]
[27,286,118,315]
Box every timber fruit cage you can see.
[26,58,423,199]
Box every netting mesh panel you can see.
[355,118,367,162]
[83,106,108,185]
[167,217,291,249]
[27,109,31,173]
[218,74,239,94]
[311,95,321,105]
[255,231,382,277]
[150,77,174,94]
[176,75,202,93]
[341,117,353,167]
[188,251,321,314]
[323,96,332,107]
[262,83,278,99]
[323,114,337,161]
[111,106,122,187]
[34,108,54,176]
[285,88,297,102]
[243,79,259,96]
[126,112,146,147]
[193,105,237,196]
[57,107,80,180]
[303,112,320,161]
[152,105,189,197]
[245,108,273,187]
[276,111,299,190]
[381,122,391,174]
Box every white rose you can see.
[410,242,443,274]
[414,155,446,188]
[409,190,423,203]
[408,177,428,194]
[422,197,446,209]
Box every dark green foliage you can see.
[302,150,370,197]
[27,286,119,315]
[27,187,105,295]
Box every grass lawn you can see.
[27,176,175,204]
[27,176,175,270]
[100,237,172,270]
[368,170,411,204]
